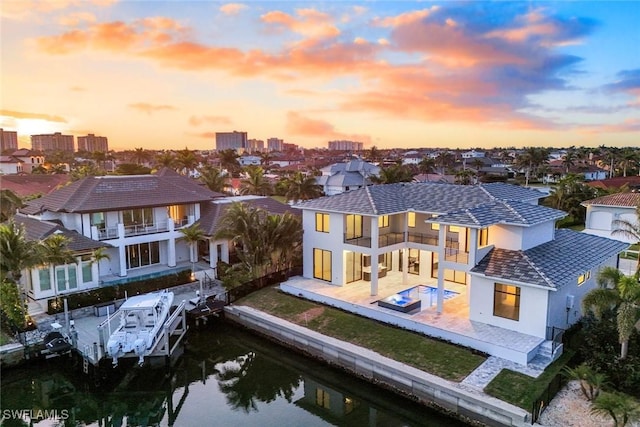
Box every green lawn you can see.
[0,330,16,346]
[237,286,486,381]
[484,350,575,409]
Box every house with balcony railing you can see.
[283,182,628,364]
[17,168,224,302]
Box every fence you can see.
[226,266,302,304]
[531,373,565,424]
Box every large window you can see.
[38,268,51,291]
[56,265,78,292]
[81,254,93,284]
[126,242,160,269]
[345,215,363,239]
[407,212,416,228]
[168,205,193,226]
[122,208,154,227]
[313,248,332,281]
[90,212,105,229]
[315,388,331,409]
[345,251,362,283]
[479,228,489,247]
[378,215,389,228]
[315,213,330,233]
[493,283,520,321]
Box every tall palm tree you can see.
[0,189,23,222]
[91,247,111,284]
[217,149,241,175]
[198,164,229,193]
[435,151,455,176]
[264,213,302,272]
[583,266,640,359]
[40,234,76,299]
[175,147,199,176]
[155,151,176,169]
[180,224,206,279]
[418,157,436,175]
[280,172,322,203]
[240,166,272,196]
[612,205,640,275]
[562,148,577,174]
[372,164,414,184]
[131,147,152,165]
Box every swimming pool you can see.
[398,285,459,307]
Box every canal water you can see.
[0,322,471,426]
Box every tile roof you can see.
[471,229,629,289]
[0,174,70,197]
[430,200,566,227]
[581,192,640,208]
[12,214,110,252]
[20,170,224,214]
[295,182,546,217]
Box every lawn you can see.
[237,286,486,381]
[484,350,575,410]
[0,330,16,346]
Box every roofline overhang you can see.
[468,271,557,291]
[581,202,639,209]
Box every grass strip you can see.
[484,350,575,409]
[237,286,486,381]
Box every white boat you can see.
[106,290,174,366]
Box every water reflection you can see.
[0,323,469,427]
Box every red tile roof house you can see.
[282,182,628,366]
[581,192,640,243]
[15,169,225,309]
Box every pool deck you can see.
[280,272,547,367]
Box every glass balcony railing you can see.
[406,231,439,246]
[444,247,469,264]
[343,234,372,248]
[378,232,405,247]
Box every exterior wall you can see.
[490,225,524,251]
[0,129,19,152]
[469,276,549,339]
[0,162,22,174]
[520,222,555,250]
[302,210,344,285]
[584,205,637,243]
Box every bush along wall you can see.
[47,269,193,314]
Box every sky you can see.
[1,1,639,151]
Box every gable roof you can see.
[12,214,110,252]
[0,174,70,197]
[429,200,566,227]
[581,192,640,208]
[295,182,547,217]
[470,229,628,289]
[20,171,224,214]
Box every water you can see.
[0,322,471,427]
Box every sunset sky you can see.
[1,1,639,151]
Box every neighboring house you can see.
[12,149,45,173]
[196,195,301,272]
[0,156,23,174]
[542,161,608,183]
[317,159,380,196]
[587,176,640,192]
[283,182,627,364]
[238,155,261,166]
[0,174,70,198]
[16,168,224,303]
[462,150,485,159]
[581,192,640,243]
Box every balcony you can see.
[344,234,372,248]
[407,231,439,246]
[444,247,469,264]
[96,221,170,240]
[378,232,405,247]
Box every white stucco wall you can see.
[302,210,345,285]
[490,222,554,251]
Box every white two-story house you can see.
[282,182,627,364]
[17,169,224,303]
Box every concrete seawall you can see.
[225,305,530,427]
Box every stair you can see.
[537,340,563,362]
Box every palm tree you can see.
[264,213,302,273]
[155,151,176,169]
[40,234,76,300]
[280,172,322,203]
[91,247,111,284]
[583,266,640,359]
[618,148,639,177]
[259,152,272,167]
[435,151,455,176]
[418,157,436,175]
[175,147,199,176]
[368,146,381,164]
[372,164,413,184]
[240,166,272,196]
[131,147,151,165]
[455,169,476,185]
[612,205,640,275]
[198,164,229,193]
[217,149,241,175]
[562,148,577,174]
[180,224,206,277]
[0,189,23,222]
[591,391,640,427]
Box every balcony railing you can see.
[407,231,439,246]
[444,247,469,264]
[378,232,405,247]
[124,221,169,236]
[344,234,372,248]
[97,227,118,240]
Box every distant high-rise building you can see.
[216,131,247,151]
[247,139,264,153]
[267,137,283,152]
[0,129,18,152]
[31,132,74,152]
[328,140,363,151]
[77,133,109,153]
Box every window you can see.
[122,208,154,227]
[407,212,416,228]
[90,212,105,228]
[169,205,193,226]
[126,242,160,269]
[431,223,440,231]
[578,270,591,286]
[494,283,520,321]
[81,254,93,284]
[345,214,363,239]
[345,251,362,284]
[378,215,389,228]
[315,213,330,233]
[39,268,51,291]
[313,248,332,281]
[479,228,489,247]
[316,388,331,409]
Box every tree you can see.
[0,189,23,222]
[368,146,381,164]
[70,164,104,181]
[115,163,152,175]
[562,363,605,401]
[583,267,640,359]
[372,164,413,184]
[544,173,597,224]
[91,247,110,284]
[175,147,199,176]
[591,391,640,427]
[562,148,577,174]
[280,172,322,203]
[259,152,272,167]
[131,147,152,165]
[218,149,241,175]
[435,151,455,175]
[40,234,76,300]
[515,147,549,185]
[155,151,176,169]
[240,166,272,196]
[612,205,640,276]
[199,164,229,193]
[180,224,206,277]
[455,169,476,185]
[418,157,436,175]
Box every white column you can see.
[437,226,446,313]
[119,245,127,277]
[209,240,216,268]
[370,216,379,296]
[402,249,409,286]
[168,237,176,267]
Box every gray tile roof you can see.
[471,229,629,289]
[430,200,566,227]
[12,214,110,252]
[20,169,224,214]
[295,182,547,218]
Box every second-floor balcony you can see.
[444,247,469,264]
[97,221,170,240]
[344,234,372,248]
[407,231,439,246]
[379,232,405,247]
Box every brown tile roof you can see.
[12,214,110,252]
[0,174,70,197]
[582,192,640,207]
[587,176,640,190]
[20,170,224,214]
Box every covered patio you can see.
[280,271,547,365]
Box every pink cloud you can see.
[286,112,371,144]
[220,3,247,16]
[189,115,232,126]
[128,103,177,114]
[0,109,67,122]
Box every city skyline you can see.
[1,1,638,151]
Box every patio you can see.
[280,271,548,366]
